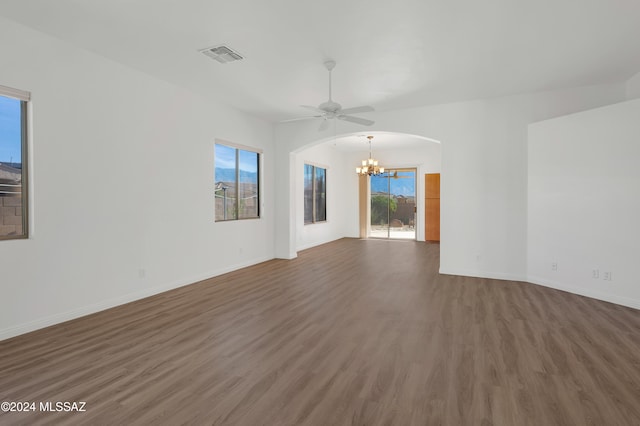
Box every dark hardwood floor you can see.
[1,238,640,425]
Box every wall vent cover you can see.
[200,45,244,64]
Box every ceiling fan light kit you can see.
[282,60,375,130]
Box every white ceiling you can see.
[324,132,438,152]
[1,0,639,123]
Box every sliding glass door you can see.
[370,168,416,240]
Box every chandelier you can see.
[356,136,384,176]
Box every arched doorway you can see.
[292,131,440,250]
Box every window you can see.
[304,163,326,224]
[0,85,29,240]
[214,142,260,221]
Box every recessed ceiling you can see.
[1,0,639,122]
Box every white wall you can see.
[276,83,626,280]
[0,18,275,340]
[294,143,349,250]
[528,98,640,309]
[626,71,640,100]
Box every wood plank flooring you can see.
[1,238,640,425]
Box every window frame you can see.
[304,162,327,225]
[0,85,30,241]
[214,140,261,222]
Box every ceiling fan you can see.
[379,170,413,179]
[282,60,375,131]
[389,171,412,179]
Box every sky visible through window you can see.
[214,144,258,174]
[0,96,21,164]
[371,171,415,196]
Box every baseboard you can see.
[297,236,343,252]
[438,268,640,310]
[0,255,274,342]
[275,252,298,260]
[439,268,527,282]
[527,275,640,311]
[6,258,638,342]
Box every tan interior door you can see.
[424,173,440,241]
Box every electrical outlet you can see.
[138,268,146,279]
[603,271,612,281]
[592,269,599,279]
[552,262,558,271]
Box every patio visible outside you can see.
[370,226,416,239]
[370,169,416,240]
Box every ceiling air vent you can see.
[200,45,244,64]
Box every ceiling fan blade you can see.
[390,171,412,179]
[280,115,321,123]
[337,115,375,126]
[301,105,325,114]
[293,62,377,130]
[339,105,374,115]
[318,119,329,132]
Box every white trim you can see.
[275,252,298,260]
[0,84,30,101]
[215,138,262,154]
[439,268,527,282]
[439,268,640,310]
[303,220,329,226]
[0,255,273,341]
[527,275,640,311]
[296,234,341,252]
[303,160,330,170]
